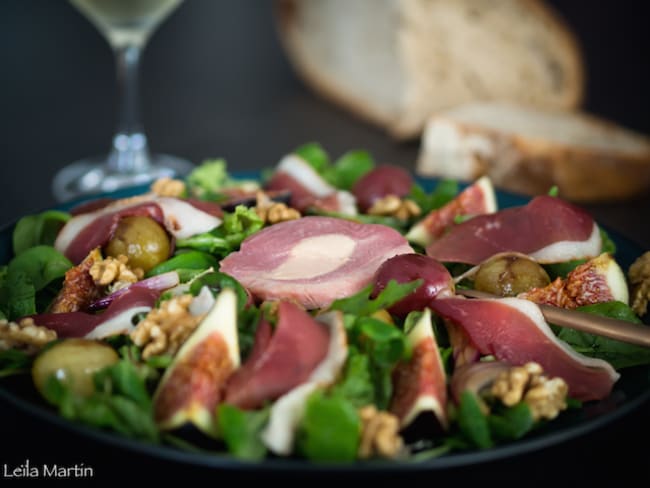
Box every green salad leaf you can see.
[217,404,269,460]
[186,159,257,201]
[328,279,422,317]
[146,250,218,280]
[0,348,33,377]
[175,205,263,257]
[12,210,70,256]
[0,246,72,320]
[408,179,459,215]
[43,353,159,442]
[331,348,375,408]
[294,142,330,174]
[7,245,72,292]
[296,390,360,462]
[292,142,375,190]
[456,391,493,449]
[557,301,650,369]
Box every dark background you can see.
[0,0,649,483]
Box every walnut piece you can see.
[367,195,421,220]
[89,254,144,291]
[490,362,568,421]
[151,177,186,198]
[0,318,57,354]
[358,405,404,460]
[130,294,205,359]
[629,251,650,316]
[254,192,301,224]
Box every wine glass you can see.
[53,0,194,202]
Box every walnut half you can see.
[367,195,421,220]
[0,318,57,354]
[358,405,405,459]
[629,251,650,316]
[490,362,568,421]
[130,294,205,359]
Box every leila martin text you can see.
[3,460,94,478]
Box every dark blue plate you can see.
[1,179,649,472]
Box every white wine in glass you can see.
[53,0,193,202]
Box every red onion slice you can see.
[88,271,180,312]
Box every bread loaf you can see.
[416,102,650,202]
[275,0,584,138]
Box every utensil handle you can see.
[456,289,650,348]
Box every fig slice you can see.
[406,176,496,247]
[389,308,448,430]
[153,288,240,436]
[519,253,629,308]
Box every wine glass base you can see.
[52,154,194,202]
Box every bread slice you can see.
[416,102,650,202]
[275,0,584,138]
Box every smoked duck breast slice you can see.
[219,216,414,309]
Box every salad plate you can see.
[0,173,649,474]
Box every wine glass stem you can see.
[108,44,150,173]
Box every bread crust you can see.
[417,109,650,202]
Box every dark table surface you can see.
[1,0,649,483]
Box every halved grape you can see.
[32,339,119,399]
[373,254,454,317]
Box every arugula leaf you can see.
[329,283,415,410]
[356,317,406,367]
[296,390,360,462]
[408,179,459,215]
[557,301,650,369]
[12,210,70,256]
[328,279,422,317]
[217,404,269,460]
[331,348,376,408]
